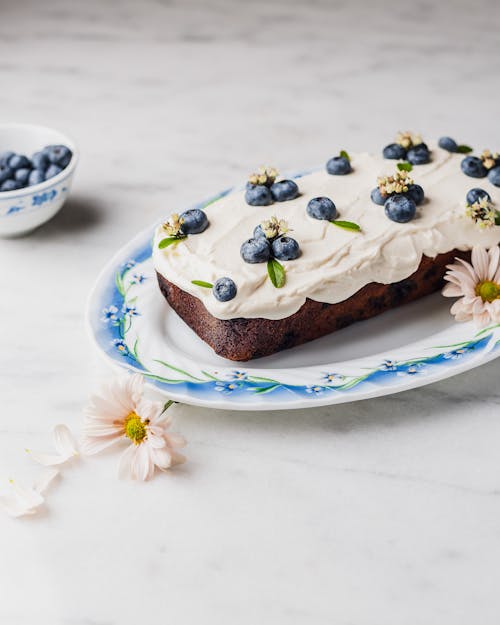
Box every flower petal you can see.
[81,434,123,456]
[34,468,60,494]
[53,425,78,459]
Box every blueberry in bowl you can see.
[0,123,78,237]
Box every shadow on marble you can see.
[30,194,104,239]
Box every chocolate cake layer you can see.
[156,249,468,361]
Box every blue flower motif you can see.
[397,363,427,376]
[101,305,119,323]
[322,372,345,385]
[379,360,397,371]
[7,205,22,215]
[122,304,139,317]
[215,381,240,394]
[443,347,470,360]
[228,370,248,381]
[306,385,325,395]
[32,190,57,206]
[112,339,129,356]
[123,259,136,271]
[130,273,147,285]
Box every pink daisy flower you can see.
[442,246,500,328]
[82,374,186,481]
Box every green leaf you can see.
[267,258,286,288]
[397,161,413,172]
[191,280,213,289]
[158,236,186,249]
[252,384,281,394]
[330,220,361,232]
[456,144,473,154]
[495,211,500,226]
[340,150,350,162]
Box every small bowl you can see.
[0,123,78,237]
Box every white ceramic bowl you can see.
[0,123,78,237]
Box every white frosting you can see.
[153,146,500,320]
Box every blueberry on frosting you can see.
[270,179,299,202]
[384,195,417,223]
[406,144,430,165]
[245,185,274,206]
[461,156,488,178]
[370,187,387,206]
[438,136,458,152]
[179,208,209,234]
[213,277,237,302]
[272,236,300,261]
[240,237,272,263]
[488,167,500,187]
[326,154,352,176]
[383,143,407,160]
[307,197,337,221]
[406,184,425,206]
[466,188,491,204]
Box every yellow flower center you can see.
[476,280,500,303]
[124,412,149,444]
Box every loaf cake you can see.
[153,136,500,361]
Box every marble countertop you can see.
[1,0,500,623]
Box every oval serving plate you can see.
[86,188,500,411]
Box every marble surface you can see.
[1,0,500,623]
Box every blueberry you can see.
[179,208,208,234]
[213,277,237,302]
[44,164,62,180]
[383,143,407,160]
[240,237,271,263]
[384,194,417,223]
[307,196,337,221]
[270,179,299,202]
[487,166,500,187]
[461,156,487,178]
[245,184,273,206]
[8,154,31,170]
[14,168,31,186]
[44,144,72,168]
[438,136,458,152]
[28,169,45,186]
[32,151,49,172]
[0,151,14,167]
[0,164,13,184]
[370,187,388,206]
[466,188,491,204]
[407,145,430,165]
[326,156,352,175]
[406,184,425,206]
[253,224,267,239]
[271,236,300,261]
[0,179,22,192]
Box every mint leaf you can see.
[191,280,213,289]
[495,211,500,226]
[456,145,473,154]
[340,150,350,161]
[330,220,361,232]
[267,258,286,288]
[397,162,413,172]
[158,236,186,249]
